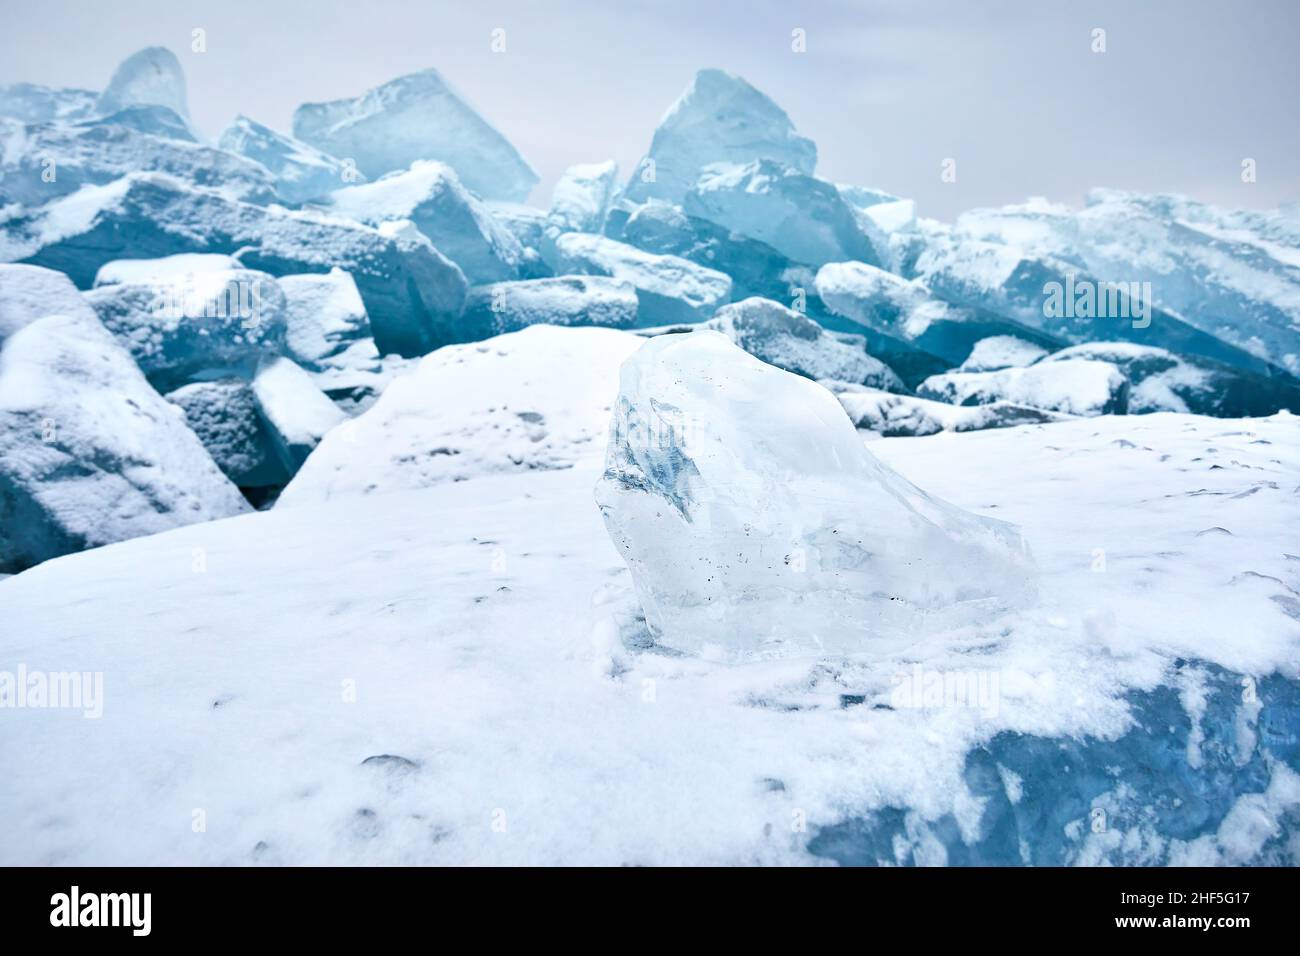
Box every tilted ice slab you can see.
[625,68,817,204]
[958,335,1048,372]
[549,160,620,234]
[815,260,1058,368]
[1,173,467,358]
[614,200,823,318]
[685,160,880,268]
[84,265,288,391]
[219,115,363,205]
[96,47,191,122]
[0,312,248,572]
[280,325,644,506]
[327,160,523,283]
[166,378,290,489]
[918,359,1129,417]
[461,276,639,340]
[1040,341,1300,417]
[0,82,97,123]
[545,232,730,325]
[703,296,904,389]
[292,68,538,202]
[277,268,373,371]
[251,355,347,474]
[595,331,1036,661]
[0,115,277,206]
[820,380,1069,437]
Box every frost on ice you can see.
[596,331,1035,661]
[0,312,248,572]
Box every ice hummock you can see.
[166,378,290,489]
[815,259,1059,368]
[3,173,467,358]
[96,47,191,124]
[685,159,881,268]
[0,115,278,206]
[84,264,288,391]
[821,380,1069,437]
[327,160,524,283]
[0,82,97,123]
[918,359,1130,417]
[703,295,904,389]
[461,276,639,339]
[624,68,817,205]
[548,160,620,234]
[0,311,248,572]
[955,191,1300,377]
[292,69,539,202]
[218,115,363,205]
[595,331,1036,661]
[544,232,731,325]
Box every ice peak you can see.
[97,46,190,121]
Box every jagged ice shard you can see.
[292,69,538,202]
[624,68,817,205]
[596,331,1036,662]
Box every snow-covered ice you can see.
[685,160,880,268]
[548,161,620,234]
[918,359,1129,416]
[704,296,904,388]
[327,160,523,284]
[0,311,248,572]
[544,232,731,325]
[280,326,643,506]
[461,276,639,338]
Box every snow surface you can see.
[280,326,644,506]
[0,263,96,342]
[2,402,1295,863]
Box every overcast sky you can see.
[2,0,1296,220]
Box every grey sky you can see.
[2,0,1296,220]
